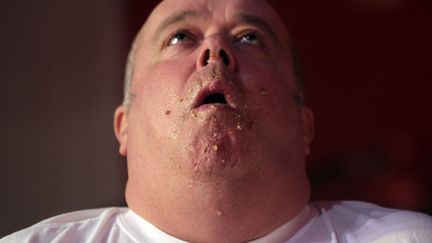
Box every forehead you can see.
[143,0,287,37]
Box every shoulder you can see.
[0,207,129,243]
[311,201,432,242]
[314,201,432,226]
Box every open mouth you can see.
[191,81,237,110]
[193,90,231,109]
[202,93,227,105]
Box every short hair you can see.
[292,47,305,104]
[122,36,137,106]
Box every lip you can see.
[193,103,236,114]
[191,80,236,110]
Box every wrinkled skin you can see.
[114,0,314,242]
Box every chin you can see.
[183,135,248,183]
[168,105,255,182]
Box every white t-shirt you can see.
[2,201,432,243]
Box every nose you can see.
[196,37,236,72]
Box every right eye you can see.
[166,31,193,46]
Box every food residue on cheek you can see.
[170,130,178,139]
[247,87,269,111]
[203,144,209,153]
[236,122,242,130]
[188,180,194,189]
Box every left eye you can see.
[239,32,261,45]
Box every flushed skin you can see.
[114,0,314,242]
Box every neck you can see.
[126,171,310,243]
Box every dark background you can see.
[1,0,431,237]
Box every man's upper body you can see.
[112,0,314,241]
[2,201,432,243]
[3,0,432,242]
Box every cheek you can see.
[131,83,178,138]
[129,62,195,141]
[236,60,303,144]
[133,62,189,100]
[238,59,297,109]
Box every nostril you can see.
[202,49,210,66]
[219,49,230,66]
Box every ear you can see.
[114,105,128,156]
[301,106,314,156]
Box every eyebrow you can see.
[236,12,278,42]
[154,10,202,39]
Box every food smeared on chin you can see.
[169,64,259,180]
[180,104,254,181]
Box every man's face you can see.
[116,0,313,191]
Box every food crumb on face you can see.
[213,145,218,151]
[237,122,242,130]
